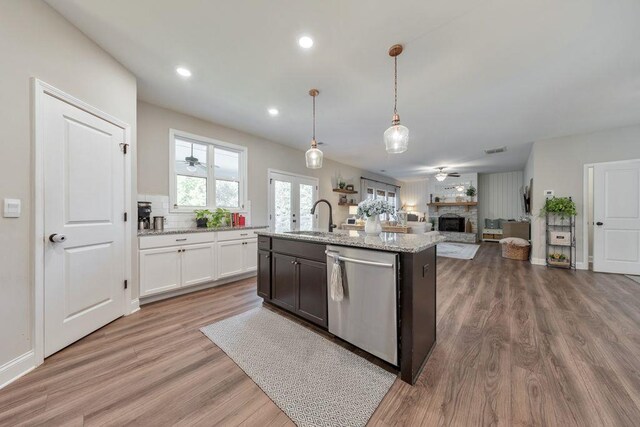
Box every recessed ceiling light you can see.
[268,108,279,116]
[298,36,314,49]
[176,67,192,77]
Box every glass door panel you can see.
[273,179,292,233]
[269,172,318,232]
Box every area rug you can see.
[625,275,640,285]
[437,242,481,260]
[200,307,396,427]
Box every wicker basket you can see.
[500,241,530,261]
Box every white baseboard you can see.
[140,272,257,305]
[531,257,546,266]
[0,350,36,390]
[128,298,140,315]
[576,261,588,270]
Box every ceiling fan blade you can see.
[448,173,460,177]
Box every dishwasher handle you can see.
[325,250,394,269]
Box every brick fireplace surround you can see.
[428,204,478,243]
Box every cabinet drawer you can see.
[139,232,215,249]
[218,228,267,242]
[258,236,271,250]
[272,238,326,262]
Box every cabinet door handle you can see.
[176,238,187,242]
[266,255,271,259]
[240,233,248,236]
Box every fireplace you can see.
[438,214,465,232]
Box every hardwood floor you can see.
[2,243,640,426]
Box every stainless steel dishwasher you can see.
[326,245,398,365]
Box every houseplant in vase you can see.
[466,185,477,202]
[540,196,577,219]
[194,209,212,228]
[357,199,395,235]
[207,208,230,228]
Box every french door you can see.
[593,159,640,274]
[268,171,318,232]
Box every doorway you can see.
[588,159,640,275]
[268,170,318,232]
[34,80,131,361]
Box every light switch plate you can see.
[544,189,554,198]
[3,198,21,218]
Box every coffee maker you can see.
[138,201,152,230]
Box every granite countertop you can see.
[138,225,268,237]
[257,230,445,253]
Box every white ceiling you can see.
[46,0,640,180]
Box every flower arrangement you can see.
[357,199,395,218]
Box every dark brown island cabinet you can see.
[256,233,438,385]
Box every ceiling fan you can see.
[180,145,206,172]
[434,167,460,181]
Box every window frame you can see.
[169,129,248,213]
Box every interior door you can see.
[43,93,126,357]
[268,171,318,232]
[593,160,640,274]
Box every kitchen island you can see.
[255,230,444,384]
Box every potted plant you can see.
[548,252,569,267]
[194,209,212,228]
[207,208,230,228]
[540,197,576,219]
[357,199,395,235]
[466,185,477,202]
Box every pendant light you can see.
[305,89,323,169]
[384,44,409,154]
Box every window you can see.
[170,129,247,212]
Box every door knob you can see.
[49,234,67,243]
[596,222,604,226]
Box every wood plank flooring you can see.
[2,243,640,426]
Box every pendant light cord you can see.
[394,55,398,115]
[312,93,316,140]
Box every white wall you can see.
[0,0,137,382]
[137,101,397,237]
[478,171,525,234]
[528,124,640,265]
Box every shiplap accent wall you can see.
[478,171,525,234]
[400,179,429,214]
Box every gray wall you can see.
[478,171,525,235]
[0,0,137,372]
[528,124,640,265]
[137,101,397,239]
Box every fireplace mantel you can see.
[427,201,478,212]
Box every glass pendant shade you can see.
[435,172,447,181]
[305,143,323,169]
[384,123,409,154]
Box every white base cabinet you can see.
[139,246,182,296]
[139,228,266,298]
[217,238,258,279]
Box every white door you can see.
[593,160,640,274]
[268,171,318,232]
[217,240,245,278]
[139,247,181,296]
[182,243,216,286]
[43,93,126,356]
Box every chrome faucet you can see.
[310,199,336,232]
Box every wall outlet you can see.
[544,190,554,198]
